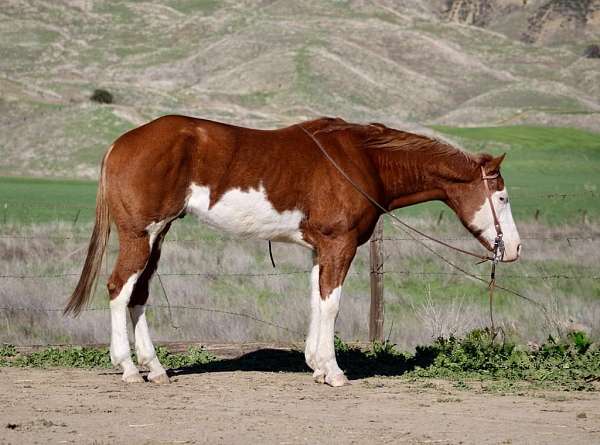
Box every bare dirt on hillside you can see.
[1,367,599,445]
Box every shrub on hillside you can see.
[90,88,113,104]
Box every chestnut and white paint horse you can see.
[65,116,521,387]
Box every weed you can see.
[1,330,598,391]
[0,344,17,366]
[334,335,350,353]
[1,344,214,369]
[568,331,592,354]
[411,329,600,390]
[0,344,16,357]
[155,345,215,369]
[333,329,600,390]
[12,346,112,368]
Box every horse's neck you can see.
[368,147,464,210]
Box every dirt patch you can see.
[1,368,599,444]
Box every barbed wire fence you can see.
[0,195,598,346]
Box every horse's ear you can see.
[484,153,506,175]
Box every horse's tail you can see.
[64,148,112,317]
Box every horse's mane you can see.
[313,118,489,166]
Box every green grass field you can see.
[0,176,96,224]
[1,125,598,225]
[431,125,600,224]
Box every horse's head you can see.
[444,154,521,262]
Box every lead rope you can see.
[298,124,545,340]
[481,165,506,340]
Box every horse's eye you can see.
[499,196,507,203]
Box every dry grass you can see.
[0,217,598,350]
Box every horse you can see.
[64,116,521,387]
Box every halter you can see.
[480,166,505,267]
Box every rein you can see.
[298,124,508,336]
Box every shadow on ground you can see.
[170,347,437,381]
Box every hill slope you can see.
[1,0,599,178]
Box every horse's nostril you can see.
[517,244,522,256]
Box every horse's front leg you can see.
[307,235,356,387]
[304,260,321,376]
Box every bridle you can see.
[481,166,505,267]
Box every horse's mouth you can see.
[476,236,521,262]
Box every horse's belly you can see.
[186,183,310,247]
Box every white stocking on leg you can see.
[110,273,143,383]
[304,265,324,381]
[315,287,348,387]
[129,305,169,384]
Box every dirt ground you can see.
[1,366,599,445]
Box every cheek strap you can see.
[481,166,504,264]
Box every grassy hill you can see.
[1,0,599,179]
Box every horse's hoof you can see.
[326,373,349,387]
[313,370,326,384]
[149,372,170,384]
[122,372,144,384]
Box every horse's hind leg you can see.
[108,232,154,383]
[128,222,172,384]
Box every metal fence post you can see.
[369,217,384,342]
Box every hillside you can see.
[1,0,599,179]
[444,0,600,44]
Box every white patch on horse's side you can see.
[110,272,140,380]
[145,219,168,248]
[470,188,521,261]
[129,305,166,380]
[186,183,310,247]
[315,286,344,384]
[304,264,321,371]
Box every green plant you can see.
[0,344,17,366]
[411,330,600,390]
[1,344,215,369]
[334,334,350,353]
[155,345,215,369]
[2,332,598,391]
[12,346,112,368]
[0,344,17,357]
[568,331,592,354]
[90,89,113,104]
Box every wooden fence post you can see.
[369,217,384,342]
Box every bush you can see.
[90,88,113,104]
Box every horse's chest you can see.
[186,184,309,246]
